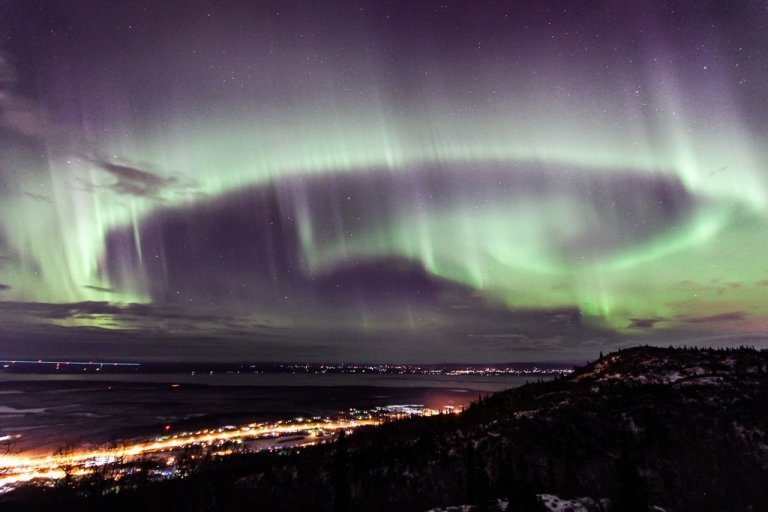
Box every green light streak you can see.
[1,78,766,334]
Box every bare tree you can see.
[0,435,19,456]
[54,442,79,488]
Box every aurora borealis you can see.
[1,0,767,361]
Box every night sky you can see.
[1,0,767,362]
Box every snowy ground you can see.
[425,495,612,512]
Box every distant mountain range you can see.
[4,346,767,512]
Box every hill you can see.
[3,346,767,512]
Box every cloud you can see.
[629,311,748,329]
[91,160,179,199]
[0,300,287,358]
[1,51,186,201]
[0,284,10,291]
[0,300,123,319]
[83,285,115,293]
[628,317,664,329]
[757,280,768,287]
[21,191,54,203]
[0,300,277,329]
[0,297,617,362]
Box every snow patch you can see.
[539,494,611,511]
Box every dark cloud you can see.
[22,191,54,203]
[628,317,664,329]
[91,160,180,199]
[0,296,618,362]
[83,285,115,293]
[0,296,764,363]
[757,280,768,287]
[630,312,746,328]
[0,300,286,362]
[0,300,129,319]
[0,284,10,291]
[0,300,235,324]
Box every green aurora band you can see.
[1,0,767,345]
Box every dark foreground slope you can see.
[3,346,768,512]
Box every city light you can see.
[0,404,458,493]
